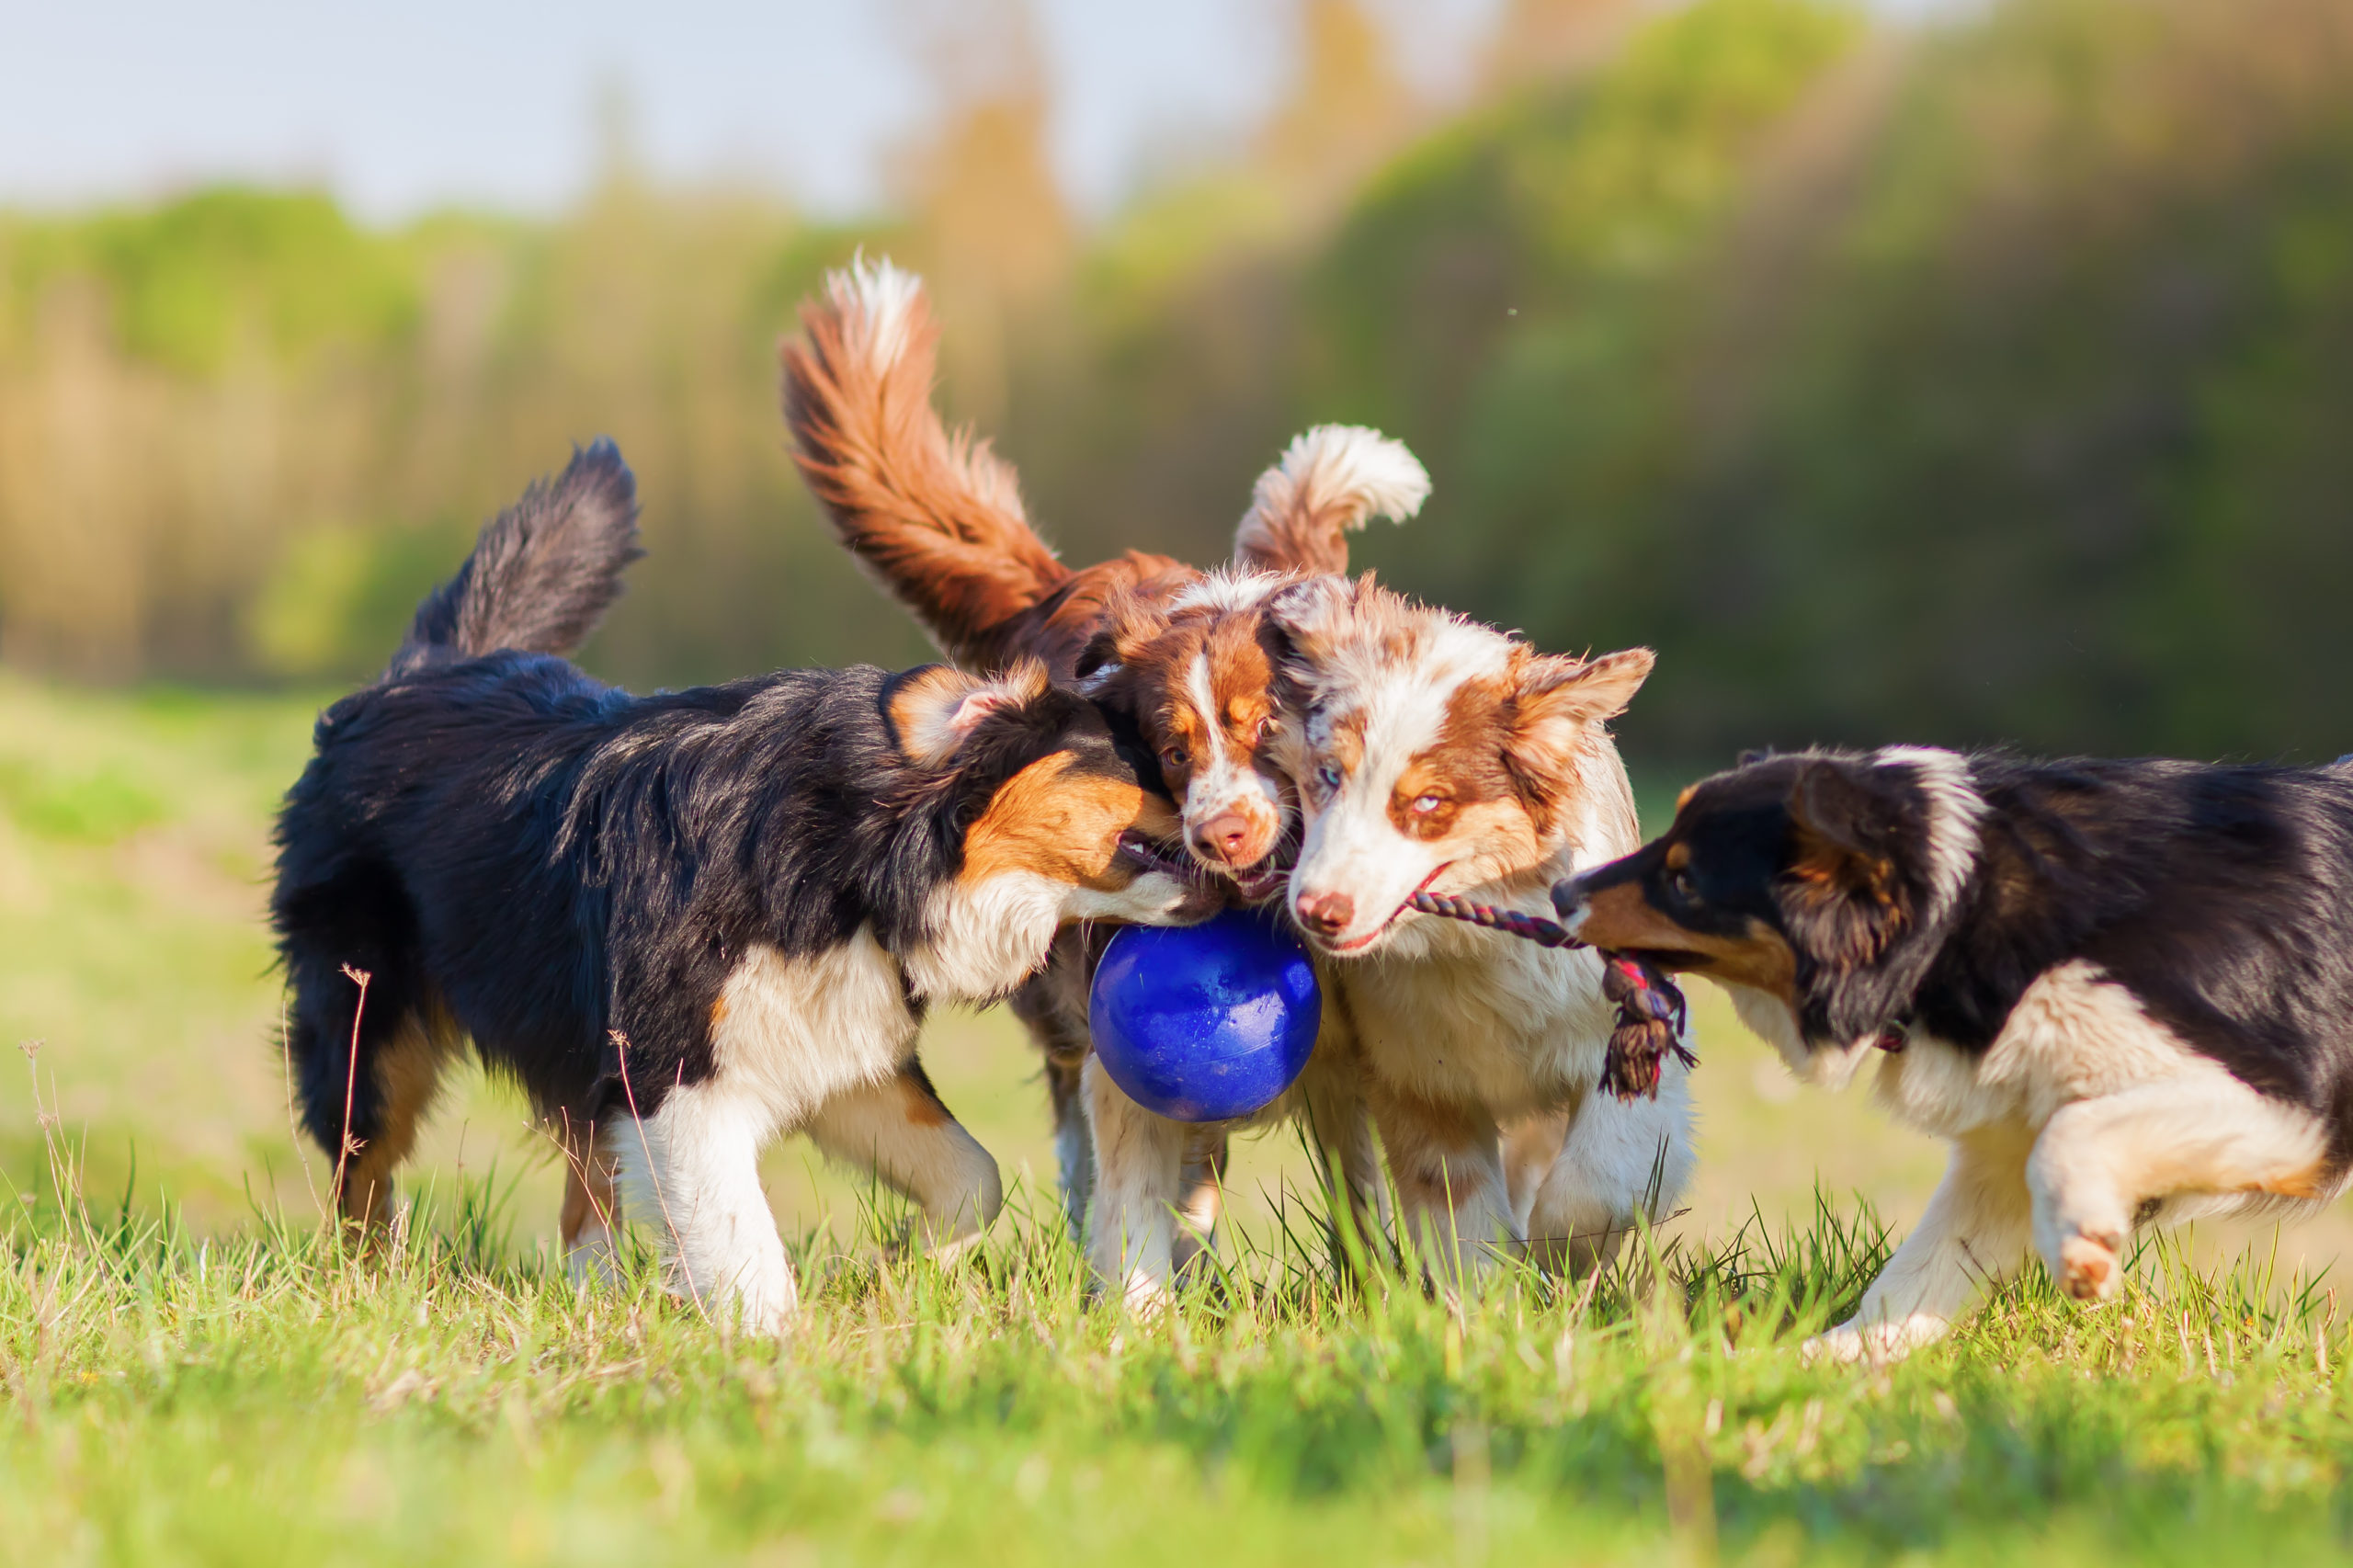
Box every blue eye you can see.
[1316,764,1342,792]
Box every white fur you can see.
[622,1083,801,1334]
[1167,568,1284,618]
[1238,426,1432,552]
[904,867,1202,1003]
[1274,597,1691,1283]
[829,253,924,371]
[1176,648,1288,863]
[1287,617,1512,954]
[1871,745,1985,923]
[1803,960,2347,1361]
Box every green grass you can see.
[8,1158,2353,1567]
[8,673,2353,1564]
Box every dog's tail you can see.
[781,257,1072,668]
[392,439,643,676]
[1232,426,1430,578]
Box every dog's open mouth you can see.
[1225,832,1299,903]
[1118,831,1211,884]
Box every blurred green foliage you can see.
[1,0,2348,767]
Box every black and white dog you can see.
[1555,746,2353,1360]
[273,442,1216,1333]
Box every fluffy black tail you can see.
[392,440,643,676]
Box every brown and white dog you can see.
[1264,576,1697,1280]
[782,260,1425,1297]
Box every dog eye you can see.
[1160,744,1189,769]
[1316,763,1342,792]
[1252,717,1274,744]
[1667,869,1699,902]
[1409,794,1443,816]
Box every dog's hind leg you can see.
[2028,1072,2336,1304]
[804,1060,1004,1253]
[1083,1055,1190,1310]
[618,1084,797,1335]
[335,1001,461,1237]
[1806,1122,2035,1365]
[559,1115,624,1284]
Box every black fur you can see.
[392,438,642,677]
[1561,750,2353,1163]
[273,449,1154,1179]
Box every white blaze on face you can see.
[1286,619,1511,953]
[1177,649,1285,863]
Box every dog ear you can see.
[1505,646,1654,777]
[1260,574,1353,667]
[886,660,1050,767]
[1781,758,1910,963]
[1737,746,1773,767]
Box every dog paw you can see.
[2056,1230,2123,1302]
[1800,1314,1945,1367]
[1798,1324,1866,1367]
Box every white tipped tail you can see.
[1232,425,1430,578]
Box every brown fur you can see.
[782,275,1074,668]
[337,1000,462,1231]
[1577,881,1801,1002]
[960,753,1178,892]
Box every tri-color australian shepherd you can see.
[1556,746,2353,1359]
[271,440,1215,1334]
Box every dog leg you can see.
[1527,1066,1698,1278]
[1297,1047,1388,1266]
[1083,1055,1189,1309]
[2029,1074,2335,1303]
[803,1061,1004,1255]
[1806,1122,2034,1364]
[618,1084,797,1335]
[1170,1131,1228,1280]
[1008,934,1100,1241]
[336,1004,460,1240]
[559,1115,624,1285]
[1366,1081,1515,1286]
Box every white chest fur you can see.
[1339,919,1618,1117]
[707,934,918,1133]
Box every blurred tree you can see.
[891,0,1074,426]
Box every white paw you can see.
[2055,1230,2123,1302]
[1800,1313,1948,1366]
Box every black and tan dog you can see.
[272,441,1216,1333]
[1555,745,2353,1359]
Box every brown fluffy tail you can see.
[1232,425,1429,577]
[782,258,1071,666]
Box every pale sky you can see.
[0,0,1945,224]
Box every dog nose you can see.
[1189,812,1255,866]
[1293,889,1355,936]
[1549,877,1587,920]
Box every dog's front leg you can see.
[619,1084,798,1335]
[2029,1074,2334,1304]
[803,1061,1004,1256]
[1083,1055,1192,1310]
[1805,1122,2034,1365]
[1367,1080,1516,1287]
[1298,1046,1389,1267]
[1526,1068,1696,1279]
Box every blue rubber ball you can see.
[1088,906,1321,1123]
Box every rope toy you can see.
[1406,892,1696,1101]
